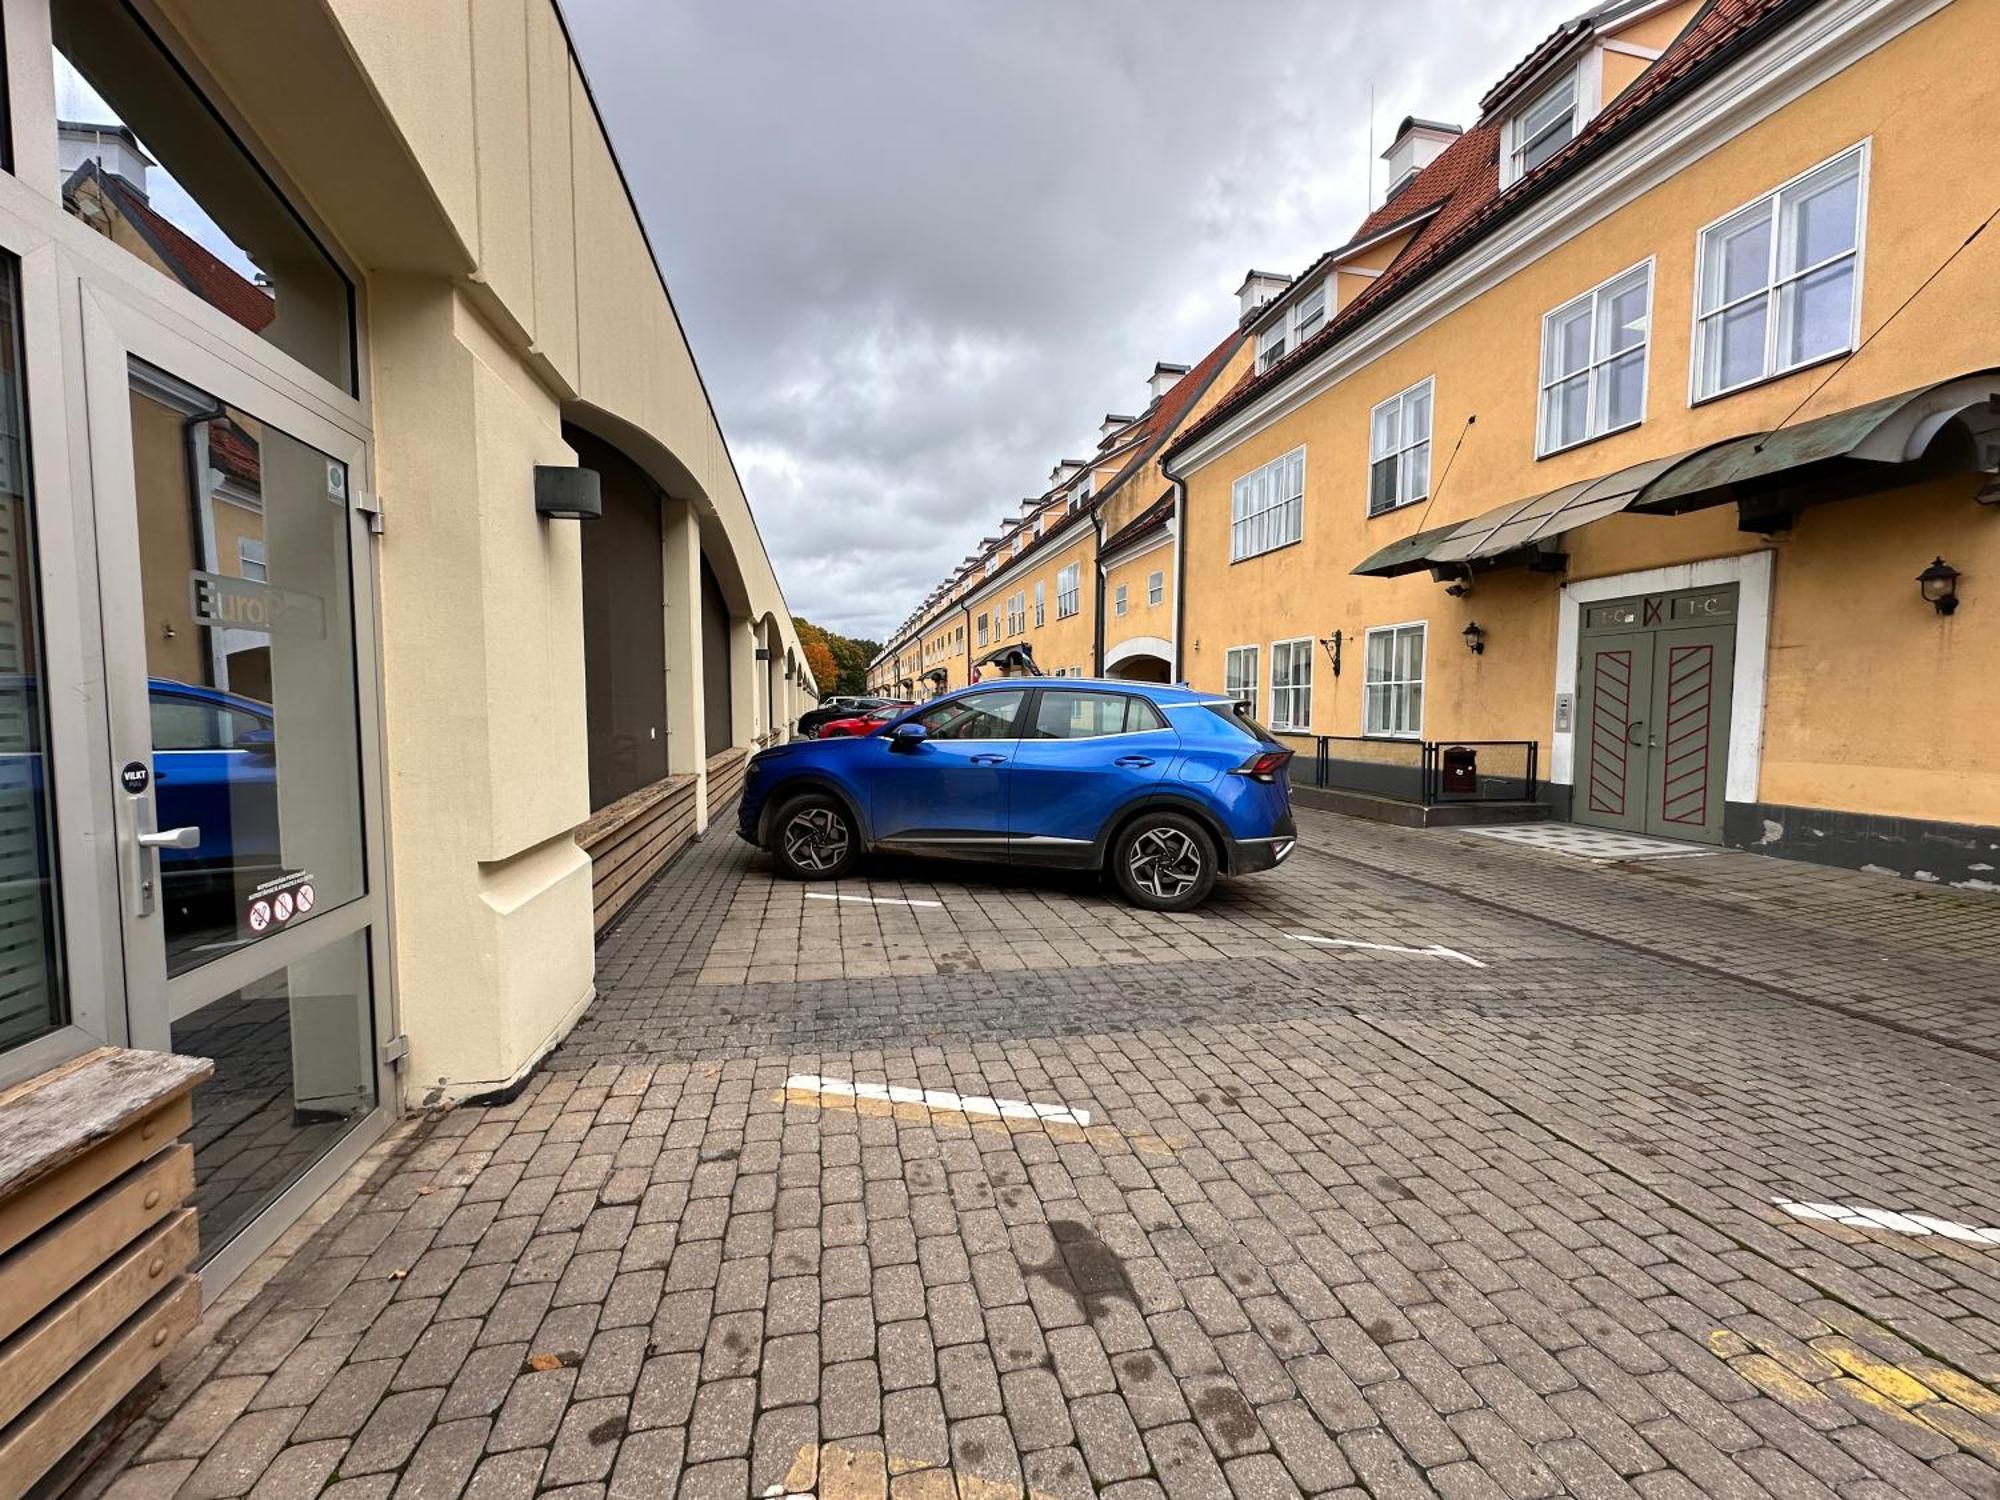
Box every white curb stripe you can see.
[1284,932,1487,968]
[805,892,943,909]
[786,1073,1090,1127]
[1775,1198,2000,1247]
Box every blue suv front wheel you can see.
[770,792,862,880]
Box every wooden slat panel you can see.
[0,1145,193,1345]
[0,1050,209,1205]
[0,1096,191,1258]
[0,1210,196,1431]
[0,1275,199,1498]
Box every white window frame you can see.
[1230,446,1305,562]
[1368,378,1433,516]
[237,535,268,581]
[1690,142,1868,403]
[1033,579,1045,627]
[977,613,989,647]
[1147,570,1164,607]
[1256,322,1287,374]
[1056,562,1080,619]
[1113,582,1127,617]
[1499,62,1595,188]
[1268,638,1314,733]
[1007,591,1025,635]
[1538,259,1653,457]
[1255,282,1330,375]
[1223,645,1259,713]
[1362,622,1427,739]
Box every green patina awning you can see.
[1352,368,2000,579]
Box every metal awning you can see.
[1353,369,2000,579]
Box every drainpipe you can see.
[1169,476,1187,684]
[1090,507,1106,678]
[182,402,227,687]
[961,601,972,687]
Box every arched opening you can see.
[1104,635,1174,683]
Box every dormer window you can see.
[1257,323,1287,374]
[1257,283,1329,375]
[1505,71,1579,184]
[1294,286,1326,344]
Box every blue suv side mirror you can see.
[888,722,928,751]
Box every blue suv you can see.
[737,679,1297,910]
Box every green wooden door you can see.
[1578,633,1652,834]
[1645,623,1733,843]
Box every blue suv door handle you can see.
[969,753,1008,765]
[1115,755,1156,768]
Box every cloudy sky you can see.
[564,0,1562,643]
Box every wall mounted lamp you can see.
[534,464,602,520]
[1917,556,1960,615]
[1463,621,1487,655]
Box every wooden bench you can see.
[0,1048,210,1497]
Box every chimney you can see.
[1099,413,1137,443]
[1236,270,1291,322]
[1148,362,1190,404]
[1380,116,1461,203]
[1049,459,1085,490]
[58,120,153,194]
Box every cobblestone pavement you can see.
[93,809,2000,1499]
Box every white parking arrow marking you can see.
[1284,932,1487,968]
[786,1074,1090,1126]
[805,892,943,909]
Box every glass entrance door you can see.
[80,278,388,1263]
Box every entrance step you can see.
[1292,785,1550,828]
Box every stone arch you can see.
[1104,634,1174,682]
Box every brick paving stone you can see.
[93,816,2000,1500]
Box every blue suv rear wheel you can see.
[1111,809,1217,912]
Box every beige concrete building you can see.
[0,0,813,1412]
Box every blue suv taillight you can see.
[1229,749,1293,783]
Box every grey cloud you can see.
[564,0,1563,640]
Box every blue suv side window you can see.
[1028,690,1163,739]
[911,691,1023,740]
[150,692,266,750]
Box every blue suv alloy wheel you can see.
[739,679,1297,911]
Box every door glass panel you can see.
[173,928,375,1254]
[129,362,365,976]
[53,0,356,391]
[0,260,65,1053]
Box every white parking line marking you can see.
[805,892,944,909]
[1775,1198,2000,1247]
[786,1073,1090,1127]
[1283,932,1487,968]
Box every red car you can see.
[815,702,910,738]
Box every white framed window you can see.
[1147,570,1164,606]
[1230,446,1305,561]
[1505,70,1578,185]
[1540,261,1651,455]
[1056,563,1080,618]
[237,536,268,582]
[1269,639,1313,732]
[1072,665,1084,679]
[1033,580,1045,627]
[1113,583,1127,617]
[1368,379,1432,516]
[977,613,989,647]
[1693,144,1865,402]
[1007,591,1026,635]
[1255,283,1329,374]
[1224,646,1259,712]
[984,556,998,576]
[1363,623,1426,738]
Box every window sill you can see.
[1536,417,1644,461]
[1229,536,1304,565]
[1366,497,1425,521]
[1689,347,1850,409]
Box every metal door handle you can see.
[1115,755,1155,768]
[1626,720,1645,747]
[969,754,1007,765]
[138,825,200,850]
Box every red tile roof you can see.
[77,165,276,336]
[1171,0,1804,460]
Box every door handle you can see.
[1626,719,1645,747]
[138,826,201,850]
[968,753,1007,765]
[1115,755,1155,768]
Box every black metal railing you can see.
[1297,735,1540,807]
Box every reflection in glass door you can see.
[107,355,378,1254]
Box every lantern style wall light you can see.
[1463,621,1486,655]
[534,464,601,520]
[1917,557,1960,616]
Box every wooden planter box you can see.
[0,1049,209,1497]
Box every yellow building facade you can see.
[1164,0,1998,881]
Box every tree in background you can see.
[793,617,880,697]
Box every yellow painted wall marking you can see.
[777,1086,1181,1157]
